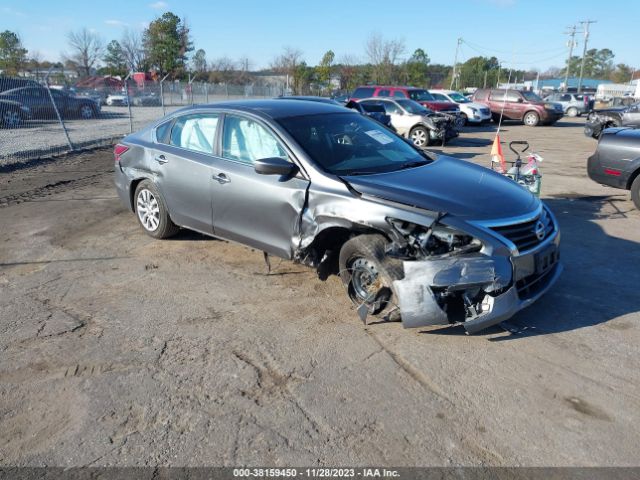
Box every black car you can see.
[0,99,31,128]
[585,102,640,139]
[0,86,100,120]
[344,100,393,129]
[587,127,640,209]
[0,76,39,94]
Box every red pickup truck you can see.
[350,86,459,114]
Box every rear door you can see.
[152,112,220,233]
[211,113,309,258]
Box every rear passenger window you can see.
[170,114,219,154]
[490,91,505,101]
[352,87,375,98]
[377,89,390,97]
[155,120,173,144]
[393,90,407,98]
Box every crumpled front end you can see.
[390,207,562,334]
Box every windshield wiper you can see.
[396,160,430,170]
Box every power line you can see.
[461,39,566,57]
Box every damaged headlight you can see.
[387,219,482,258]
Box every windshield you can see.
[396,99,432,115]
[408,89,435,101]
[277,112,432,176]
[522,91,543,102]
[448,92,470,103]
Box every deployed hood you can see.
[341,155,539,221]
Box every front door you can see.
[211,114,309,259]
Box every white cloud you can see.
[1,6,26,17]
[105,19,130,27]
[149,1,169,9]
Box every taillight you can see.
[114,144,129,162]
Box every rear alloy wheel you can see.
[459,113,468,126]
[566,107,579,117]
[134,180,179,239]
[631,175,640,210]
[523,111,540,127]
[79,104,95,119]
[2,109,22,128]
[410,126,430,148]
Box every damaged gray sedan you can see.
[114,100,562,333]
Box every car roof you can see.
[355,85,426,90]
[174,99,349,119]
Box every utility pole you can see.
[563,25,578,92]
[577,20,596,93]
[450,37,462,90]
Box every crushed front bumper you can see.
[393,232,562,334]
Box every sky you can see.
[2,0,638,72]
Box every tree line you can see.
[0,15,636,93]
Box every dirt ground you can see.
[1,117,639,467]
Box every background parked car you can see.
[132,92,161,106]
[0,76,39,94]
[350,86,460,114]
[584,102,640,139]
[0,99,31,128]
[105,92,129,106]
[359,97,458,147]
[0,86,100,120]
[430,89,491,125]
[543,92,594,117]
[472,88,563,126]
[587,127,640,209]
[344,100,393,129]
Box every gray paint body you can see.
[114,100,561,333]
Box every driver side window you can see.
[222,115,287,165]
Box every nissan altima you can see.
[114,100,561,333]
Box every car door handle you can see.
[155,154,168,164]
[213,173,230,184]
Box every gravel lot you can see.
[1,117,639,467]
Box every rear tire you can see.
[567,107,578,117]
[523,111,540,127]
[134,180,180,239]
[79,104,95,119]
[631,175,640,210]
[2,109,22,128]
[339,234,403,317]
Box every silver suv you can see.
[544,92,593,117]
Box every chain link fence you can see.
[0,75,286,167]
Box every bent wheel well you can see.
[305,226,388,279]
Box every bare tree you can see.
[364,32,405,84]
[66,28,104,77]
[120,28,145,73]
[271,47,303,91]
[338,54,360,91]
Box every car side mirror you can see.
[254,157,298,176]
[517,98,524,103]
